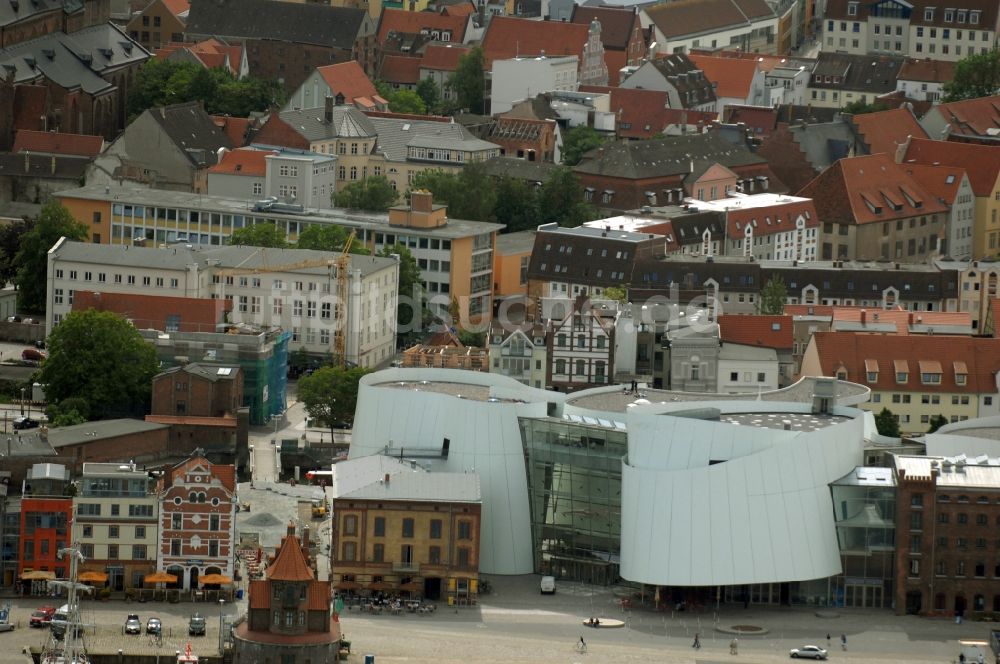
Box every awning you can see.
[399,581,422,593]
[20,570,55,581]
[367,581,394,592]
[144,572,178,584]
[78,571,108,583]
[199,574,233,585]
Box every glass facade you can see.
[110,203,304,246]
[829,478,896,608]
[519,417,626,585]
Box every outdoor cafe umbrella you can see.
[20,570,55,581]
[367,581,394,592]
[399,582,422,593]
[144,572,178,584]
[78,571,108,583]
[199,574,233,585]
[334,581,361,592]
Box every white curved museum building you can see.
[350,367,870,597]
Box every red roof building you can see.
[12,130,104,157]
[211,116,256,147]
[481,16,590,68]
[235,522,341,660]
[718,314,793,348]
[797,153,948,262]
[207,148,277,177]
[688,53,761,103]
[376,8,470,45]
[419,44,469,72]
[73,291,231,332]
[380,55,423,89]
[580,85,715,138]
[723,105,780,139]
[847,106,927,156]
[570,5,647,83]
[156,39,246,78]
[920,94,1000,143]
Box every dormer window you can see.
[847,2,858,15]
[919,360,942,384]
[895,360,909,384]
[924,7,935,20]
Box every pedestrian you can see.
[826,633,831,649]
[840,634,847,651]
[958,653,965,664]
[692,632,701,649]
[730,638,738,655]
[978,652,985,664]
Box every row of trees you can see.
[873,408,948,437]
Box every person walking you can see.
[692,632,701,649]
[826,633,831,649]
[840,634,847,651]
[730,638,738,655]
[578,635,587,653]
[977,653,984,664]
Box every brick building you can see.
[157,453,237,590]
[73,291,230,333]
[546,294,616,392]
[18,420,172,475]
[18,463,73,586]
[234,522,340,663]
[331,459,482,604]
[893,454,1000,617]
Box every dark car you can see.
[29,606,56,628]
[146,617,161,635]
[13,417,39,430]
[188,614,206,636]
[21,348,44,362]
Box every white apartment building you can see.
[73,463,160,591]
[45,240,400,367]
[487,322,548,389]
[490,55,579,115]
[717,343,780,393]
[206,149,338,210]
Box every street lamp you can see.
[218,598,226,655]
[19,388,24,416]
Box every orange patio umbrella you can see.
[78,571,108,583]
[144,571,178,584]
[199,574,233,585]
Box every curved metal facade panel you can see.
[620,409,865,586]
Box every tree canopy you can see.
[759,276,787,315]
[16,202,87,313]
[449,46,486,114]
[942,49,1000,102]
[416,78,441,113]
[0,217,33,286]
[39,310,160,419]
[296,366,369,437]
[296,225,369,254]
[127,59,286,119]
[561,125,605,166]
[379,243,428,344]
[928,414,949,434]
[388,89,427,115]
[228,222,289,248]
[874,407,901,438]
[841,100,891,115]
[333,176,398,212]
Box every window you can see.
[170,539,181,556]
[172,513,182,530]
[342,542,356,561]
[343,515,357,536]
[429,546,441,564]
[910,512,923,531]
[109,525,120,538]
[82,525,93,538]
[210,514,220,531]
[429,519,442,539]
[909,559,920,577]
[135,525,146,538]
[132,544,147,560]
[457,547,471,568]
[402,518,414,538]
[958,513,969,524]
[373,543,384,562]
[373,517,385,536]
[457,521,472,540]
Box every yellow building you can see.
[800,331,1000,436]
[492,230,534,316]
[331,461,481,605]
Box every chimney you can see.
[286,520,296,537]
[410,190,433,213]
[324,95,334,124]
[860,309,866,325]
[302,524,310,547]
[384,473,391,484]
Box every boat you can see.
[41,545,92,664]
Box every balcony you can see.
[392,561,420,573]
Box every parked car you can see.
[540,576,556,594]
[146,617,161,636]
[124,614,141,635]
[790,645,828,659]
[29,606,56,628]
[13,417,39,430]
[21,348,44,362]
[188,614,206,636]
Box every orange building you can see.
[126,0,189,51]
[19,464,74,586]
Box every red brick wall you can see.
[54,428,171,473]
[151,370,243,418]
[73,291,228,333]
[254,113,311,150]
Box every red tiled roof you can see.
[645,0,772,39]
[604,50,626,86]
[717,314,793,349]
[207,148,275,176]
[723,198,820,238]
[785,304,835,317]
[849,107,927,156]
[419,44,469,72]
[724,105,779,135]
[831,307,972,334]
[377,8,468,44]
[570,5,639,50]
[12,86,48,132]
[807,332,1000,394]
[380,55,422,85]
[898,58,956,84]
[689,54,758,99]
[169,456,236,493]
[797,153,948,225]
[266,530,315,582]
[306,580,330,611]
[235,619,341,645]
[481,16,589,67]
[579,85,715,139]
[441,2,475,16]
[248,579,269,609]
[161,0,189,18]
[317,61,378,102]
[212,116,253,147]
[902,137,1000,198]
[12,130,103,157]
[901,163,966,205]
[930,94,1000,139]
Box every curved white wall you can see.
[351,368,554,575]
[620,407,865,586]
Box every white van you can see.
[540,576,556,594]
[50,604,70,637]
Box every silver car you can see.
[124,614,141,635]
[790,645,828,660]
[146,617,161,635]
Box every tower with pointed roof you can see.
[233,522,341,662]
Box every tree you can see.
[0,217,33,286]
[229,222,289,248]
[379,243,427,344]
[333,176,398,212]
[457,329,485,347]
[759,276,787,315]
[295,225,369,254]
[15,202,87,313]
[537,167,592,227]
[416,78,441,113]
[928,414,949,433]
[410,163,496,222]
[388,89,427,115]
[449,46,486,114]
[492,177,538,233]
[874,407,901,438]
[841,100,891,115]
[297,366,369,438]
[561,125,605,166]
[943,49,1000,102]
[603,285,628,303]
[39,310,159,419]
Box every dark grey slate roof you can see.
[186,0,368,47]
[0,152,90,179]
[647,53,717,109]
[370,117,498,162]
[811,52,903,94]
[147,101,233,166]
[788,120,857,171]
[573,132,765,179]
[278,106,376,141]
[0,0,63,29]
[0,23,150,94]
[160,363,241,382]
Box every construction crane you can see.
[333,230,356,369]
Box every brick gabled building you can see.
[234,522,340,663]
[157,454,237,590]
[546,294,616,391]
[570,5,647,84]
